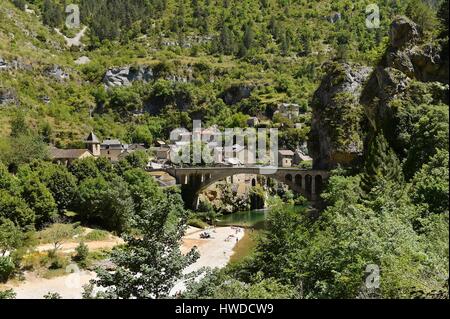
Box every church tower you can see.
[85,132,101,157]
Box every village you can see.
[49,102,313,202]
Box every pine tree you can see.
[361,132,404,194]
[243,24,255,49]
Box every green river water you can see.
[216,209,269,229]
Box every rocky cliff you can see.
[309,16,449,170]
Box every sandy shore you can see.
[1,226,244,299]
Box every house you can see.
[274,103,300,120]
[278,150,295,168]
[156,147,171,161]
[50,147,94,166]
[50,132,100,165]
[101,139,124,162]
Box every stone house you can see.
[278,150,295,167]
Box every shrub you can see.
[73,242,89,267]
[83,229,109,241]
[0,257,15,283]
[48,254,68,270]
[43,292,62,299]
[0,289,16,299]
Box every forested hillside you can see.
[1,0,441,148]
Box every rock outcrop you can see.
[0,88,18,106]
[308,63,372,169]
[45,65,70,81]
[103,65,193,88]
[309,16,449,170]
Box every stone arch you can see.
[295,174,302,187]
[252,178,257,187]
[285,174,293,182]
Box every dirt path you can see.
[55,26,87,47]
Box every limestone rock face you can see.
[0,57,7,70]
[308,16,448,170]
[389,16,419,49]
[103,66,154,87]
[0,88,18,106]
[103,65,193,88]
[308,63,372,169]
[383,17,448,84]
[45,65,70,81]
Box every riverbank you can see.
[1,226,244,299]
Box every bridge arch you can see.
[147,167,329,209]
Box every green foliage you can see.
[411,149,449,215]
[184,268,297,299]
[12,0,26,11]
[361,133,404,195]
[0,256,15,283]
[75,175,133,232]
[405,0,439,33]
[82,229,109,241]
[69,157,101,181]
[0,189,35,230]
[0,218,24,256]
[20,177,57,228]
[43,292,62,299]
[0,289,16,299]
[73,241,89,267]
[91,190,199,298]
[403,104,449,179]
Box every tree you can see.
[69,157,101,181]
[405,0,438,33]
[0,289,16,299]
[122,168,163,212]
[124,150,149,169]
[243,23,255,50]
[0,219,23,257]
[75,176,133,232]
[12,0,26,11]
[40,165,77,212]
[43,292,62,299]
[411,149,449,215]
[39,122,53,144]
[0,162,16,191]
[437,0,449,37]
[73,242,89,268]
[42,0,63,28]
[20,178,57,228]
[403,104,449,179]
[10,111,28,138]
[90,190,199,298]
[361,132,404,195]
[42,224,75,255]
[0,190,35,230]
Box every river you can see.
[216,209,269,229]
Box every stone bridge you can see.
[147,166,329,209]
